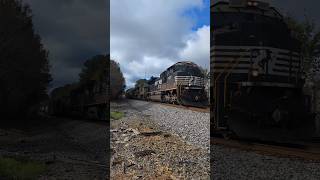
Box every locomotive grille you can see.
[211,46,301,77]
[174,76,205,86]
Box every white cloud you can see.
[179,25,210,70]
[111,0,209,88]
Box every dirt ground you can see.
[0,117,108,180]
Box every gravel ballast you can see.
[212,143,320,179]
[112,99,320,179]
[124,100,210,150]
[110,99,210,179]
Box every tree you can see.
[202,68,210,79]
[0,0,52,121]
[79,55,107,85]
[286,16,320,113]
[78,55,109,105]
[50,55,109,117]
[285,16,320,80]
[110,60,125,99]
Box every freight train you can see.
[49,56,109,121]
[211,0,316,141]
[126,61,208,107]
[49,80,109,121]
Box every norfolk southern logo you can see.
[252,49,276,74]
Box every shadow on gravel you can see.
[112,98,153,112]
[0,116,108,179]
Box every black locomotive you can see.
[211,0,316,141]
[126,61,208,107]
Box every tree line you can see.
[50,56,125,116]
[285,16,320,82]
[0,0,51,124]
[0,0,126,123]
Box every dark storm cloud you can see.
[22,0,109,89]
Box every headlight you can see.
[252,70,259,77]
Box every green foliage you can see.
[0,0,52,119]
[79,55,107,85]
[51,83,79,100]
[285,16,320,77]
[0,157,46,179]
[202,68,210,79]
[50,55,109,116]
[52,56,125,106]
[110,60,125,99]
[110,111,124,120]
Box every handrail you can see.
[224,57,242,107]
[213,49,250,124]
[213,59,236,122]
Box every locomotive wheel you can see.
[172,94,177,104]
[165,94,171,103]
[161,94,165,103]
[177,98,182,105]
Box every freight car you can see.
[126,61,208,107]
[49,56,109,121]
[49,80,108,121]
[211,0,316,141]
[70,81,108,121]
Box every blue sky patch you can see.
[183,0,210,31]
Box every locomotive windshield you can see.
[174,64,203,77]
[212,12,299,50]
[212,12,286,30]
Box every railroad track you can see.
[144,100,210,113]
[211,137,320,161]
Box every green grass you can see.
[0,157,46,180]
[110,111,124,120]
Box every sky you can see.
[20,0,320,90]
[22,0,108,90]
[110,0,210,88]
